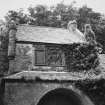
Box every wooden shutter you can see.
[35,50,45,65]
[34,45,46,65]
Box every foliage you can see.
[77,5,101,31]
[64,43,100,71]
[4,3,105,48]
[5,9,28,24]
[75,79,105,105]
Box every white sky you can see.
[0,0,105,20]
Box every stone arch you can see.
[37,88,94,105]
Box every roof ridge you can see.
[18,24,67,30]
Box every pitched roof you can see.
[16,25,86,44]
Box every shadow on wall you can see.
[36,88,94,105]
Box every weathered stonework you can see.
[1,71,105,105]
[8,21,17,59]
[0,25,9,75]
[1,75,94,105]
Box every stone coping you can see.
[3,70,105,82]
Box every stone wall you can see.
[2,79,94,105]
[1,78,105,105]
[9,44,33,73]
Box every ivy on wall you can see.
[63,43,101,71]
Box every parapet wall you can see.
[1,71,105,105]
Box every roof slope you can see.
[16,25,85,44]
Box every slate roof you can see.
[16,25,86,44]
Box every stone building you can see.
[8,24,85,72]
[0,24,105,105]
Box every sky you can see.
[0,0,105,20]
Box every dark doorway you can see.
[37,88,91,105]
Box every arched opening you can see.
[37,88,94,105]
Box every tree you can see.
[4,3,105,52]
[28,5,51,26]
[5,9,28,24]
[77,5,101,31]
